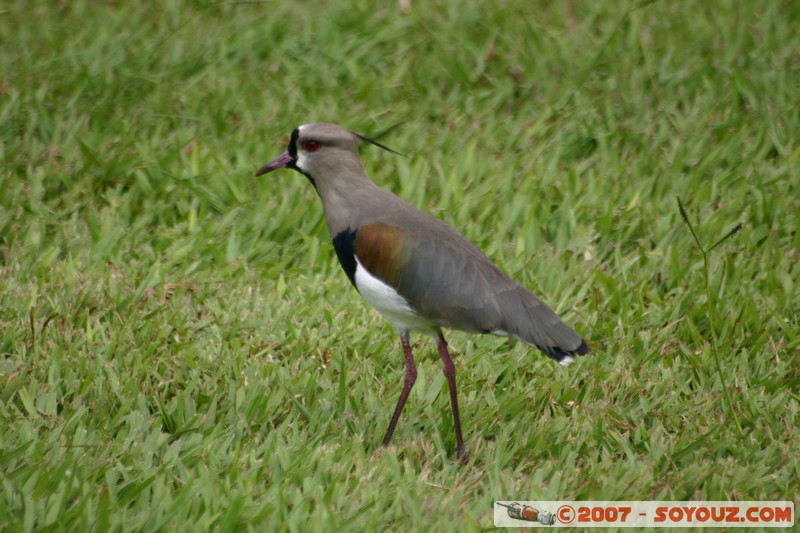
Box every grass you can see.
[1,0,799,530]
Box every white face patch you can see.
[294,124,312,173]
[296,151,309,173]
[354,258,437,335]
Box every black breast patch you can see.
[332,228,358,289]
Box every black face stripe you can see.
[286,127,318,188]
[332,228,358,289]
[287,127,300,160]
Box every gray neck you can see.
[314,171,395,238]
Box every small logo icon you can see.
[557,504,576,524]
[496,502,556,525]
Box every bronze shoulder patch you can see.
[354,223,409,286]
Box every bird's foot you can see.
[456,445,469,464]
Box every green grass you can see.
[2,0,799,530]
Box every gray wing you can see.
[385,219,589,361]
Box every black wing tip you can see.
[575,338,590,355]
[539,338,590,363]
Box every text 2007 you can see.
[578,506,633,523]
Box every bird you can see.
[256,123,589,460]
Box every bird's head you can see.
[256,123,402,188]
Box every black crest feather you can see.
[351,124,405,157]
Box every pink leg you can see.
[381,331,417,447]
[437,333,466,460]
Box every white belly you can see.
[354,257,437,335]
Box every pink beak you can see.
[255,151,295,176]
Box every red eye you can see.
[302,140,321,152]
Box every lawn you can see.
[1,0,798,530]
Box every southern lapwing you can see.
[256,123,589,459]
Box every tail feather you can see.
[498,286,590,365]
[538,338,590,365]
